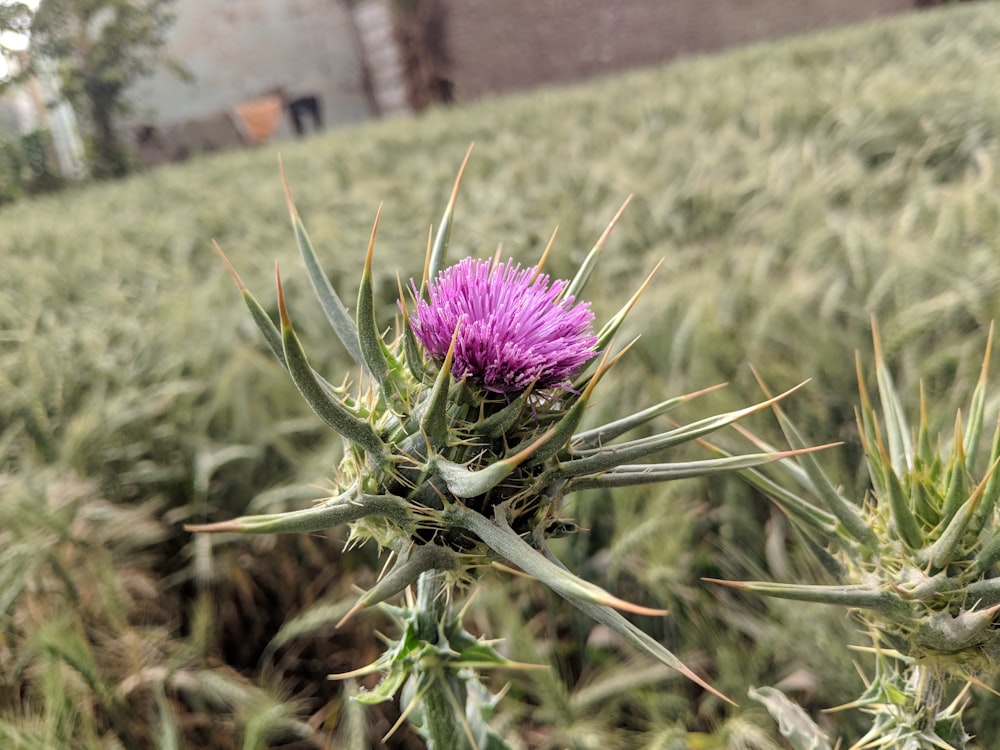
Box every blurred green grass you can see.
[4,2,1000,747]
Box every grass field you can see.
[4,3,1000,747]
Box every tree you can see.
[0,1,33,77]
[26,0,183,178]
[0,1,32,39]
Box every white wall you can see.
[127,0,374,138]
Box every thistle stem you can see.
[415,569,445,641]
[912,665,944,733]
[414,570,466,750]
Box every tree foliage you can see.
[0,1,32,78]
[0,1,32,37]
[27,0,183,178]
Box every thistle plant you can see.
[187,149,816,747]
[711,325,1000,748]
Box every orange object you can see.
[232,95,283,144]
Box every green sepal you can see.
[915,388,938,473]
[427,146,472,281]
[939,424,970,527]
[788,520,846,580]
[430,456,509,500]
[500,348,619,464]
[767,394,878,551]
[742,464,842,539]
[276,269,388,463]
[962,323,993,470]
[961,577,1000,607]
[571,383,724,451]
[972,528,1000,576]
[445,502,666,617]
[214,243,344,397]
[240,285,287,369]
[430,428,549,499]
[706,578,910,616]
[857,422,894,525]
[923,456,999,573]
[420,328,458,445]
[871,324,914,474]
[563,196,631,302]
[968,413,1000,540]
[566,384,806,476]
[517,346,628,468]
[699,435,843,539]
[471,395,528,439]
[561,450,817,491]
[281,166,366,371]
[909,476,940,530]
[184,490,411,535]
[357,207,407,411]
[519,404,588,467]
[567,591,732,703]
[914,605,1000,653]
[536,548,732,705]
[399,292,426,383]
[588,259,662,363]
[569,260,660,389]
[884,468,923,550]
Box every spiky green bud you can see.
[712,323,1000,681]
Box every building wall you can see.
[94,0,932,166]
[442,0,918,100]
[126,0,375,163]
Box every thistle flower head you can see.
[410,257,597,394]
[189,149,807,710]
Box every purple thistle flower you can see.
[410,258,598,394]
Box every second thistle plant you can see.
[187,149,815,745]
[712,324,1000,748]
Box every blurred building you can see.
[125,0,407,166]
[417,0,916,103]
[349,0,925,111]
[127,0,935,166]
[4,0,935,172]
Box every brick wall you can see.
[441,0,917,100]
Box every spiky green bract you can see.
[751,648,975,750]
[191,154,818,719]
[715,326,1000,676]
[711,325,999,746]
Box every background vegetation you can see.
[5,0,183,180]
[3,3,1000,747]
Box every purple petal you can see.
[408,258,598,393]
